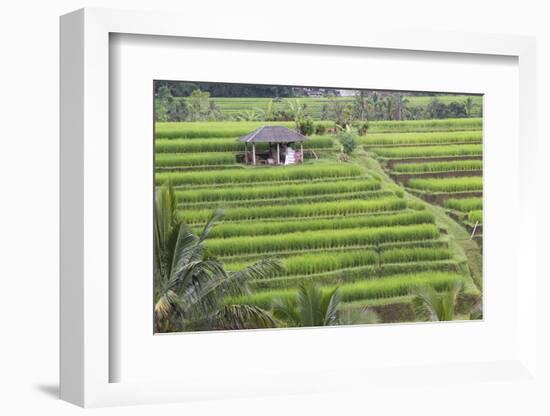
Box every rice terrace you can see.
[153,82,483,333]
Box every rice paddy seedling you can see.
[155,136,334,153]
[360,131,482,146]
[392,160,483,173]
[155,121,295,139]
[206,224,439,257]
[205,211,435,238]
[367,118,482,133]
[155,152,237,167]
[156,163,365,186]
[468,210,483,223]
[180,190,396,210]
[444,197,483,212]
[175,178,380,203]
[407,177,483,192]
[380,247,453,264]
[249,260,460,291]
[226,249,379,277]
[370,144,482,158]
[229,272,464,308]
[181,197,407,224]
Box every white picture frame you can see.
[60,7,538,408]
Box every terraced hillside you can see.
[365,129,483,247]
[154,119,482,324]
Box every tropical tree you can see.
[412,282,463,321]
[465,96,475,117]
[154,184,282,332]
[272,283,379,327]
[337,125,358,155]
[273,283,341,327]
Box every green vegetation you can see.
[230,272,465,309]
[155,152,236,167]
[468,210,483,223]
[157,163,364,186]
[361,130,482,146]
[205,211,435,238]
[206,224,439,257]
[153,83,483,331]
[371,144,482,158]
[444,197,483,212]
[180,198,408,224]
[393,160,482,173]
[156,136,334,153]
[407,177,483,193]
[175,178,380,203]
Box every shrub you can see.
[314,123,327,135]
[338,128,359,155]
[297,118,315,136]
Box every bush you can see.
[297,118,315,136]
[314,123,327,135]
[338,128,359,155]
[355,121,369,135]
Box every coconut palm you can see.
[154,183,282,332]
[273,282,379,327]
[412,281,463,321]
[273,283,341,327]
[465,96,475,117]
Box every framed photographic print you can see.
[60,7,539,408]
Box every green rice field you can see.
[155,116,482,327]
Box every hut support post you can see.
[277,143,280,165]
[252,144,256,165]
[300,143,304,163]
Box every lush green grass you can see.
[155,136,334,153]
[407,177,483,193]
[370,144,482,158]
[392,160,483,173]
[181,197,408,224]
[468,210,483,223]
[444,197,483,212]
[206,224,439,256]
[226,246,452,277]
[156,163,365,186]
[205,211,435,238]
[366,118,482,133]
[175,178,380,203]
[155,121,297,139]
[361,130,482,146]
[155,152,237,167]
[229,272,464,308]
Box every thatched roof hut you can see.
[238,126,309,165]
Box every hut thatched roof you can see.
[238,126,309,143]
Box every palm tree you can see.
[412,282,463,322]
[154,184,282,332]
[285,98,307,131]
[273,283,379,327]
[465,96,475,117]
[273,283,340,327]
